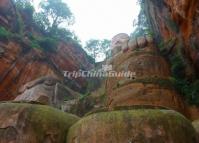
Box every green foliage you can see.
[12,0,80,53]
[16,11,25,35]
[79,92,90,101]
[0,27,11,40]
[171,54,186,79]
[33,0,79,47]
[34,12,50,32]
[14,0,35,17]
[85,39,100,63]
[84,39,111,62]
[164,17,179,33]
[172,78,199,105]
[101,39,111,58]
[29,36,58,52]
[169,47,199,105]
[37,37,58,52]
[37,0,73,31]
[29,40,41,50]
[51,28,77,42]
[131,0,152,38]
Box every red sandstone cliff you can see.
[144,0,199,75]
[0,0,93,100]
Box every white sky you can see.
[33,0,140,45]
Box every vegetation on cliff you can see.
[84,39,111,62]
[5,0,81,53]
[132,0,199,106]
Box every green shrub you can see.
[14,10,24,35]
[15,0,35,17]
[79,92,90,101]
[30,40,42,50]
[37,37,58,52]
[0,27,11,40]
[171,54,186,79]
[169,49,199,105]
[173,79,199,105]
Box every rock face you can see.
[192,120,199,141]
[14,76,78,109]
[106,35,186,114]
[66,34,198,143]
[0,102,79,143]
[0,0,93,100]
[144,0,199,74]
[67,109,197,143]
[0,0,17,31]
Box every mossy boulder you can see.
[192,120,199,141]
[0,102,79,143]
[67,109,197,143]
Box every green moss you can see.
[0,102,79,142]
[0,26,11,40]
[68,109,197,143]
[16,11,25,36]
[115,77,175,89]
[85,105,169,116]
[28,36,58,52]
[169,44,199,105]
[37,37,58,52]
[165,17,179,33]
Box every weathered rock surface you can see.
[0,0,17,31]
[106,35,186,114]
[14,76,78,109]
[0,40,92,100]
[0,102,79,143]
[62,84,106,117]
[187,106,199,121]
[0,0,93,100]
[144,0,199,74]
[67,109,197,143]
[192,120,199,142]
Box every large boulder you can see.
[192,120,199,142]
[14,76,78,109]
[144,0,199,73]
[67,109,197,143]
[0,102,79,143]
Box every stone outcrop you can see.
[14,76,78,109]
[0,0,17,31]
[0,0,93,100]
[0,102,79,143]
[193,120,199,141]
[106,34,186,114]
[0,0,198,141]
[67,109,197,143]
[144,0,199,74]
[66,34,198,143]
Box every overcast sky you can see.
[34,0,140,45]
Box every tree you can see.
[131,0,151,38]
[84,39,111,62]
[14,0,34,17]
[100,39,111,55]
[85,39,101,63]
[38,0,74,31]
[34,12,50,32]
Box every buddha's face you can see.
[111,33,129,56]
